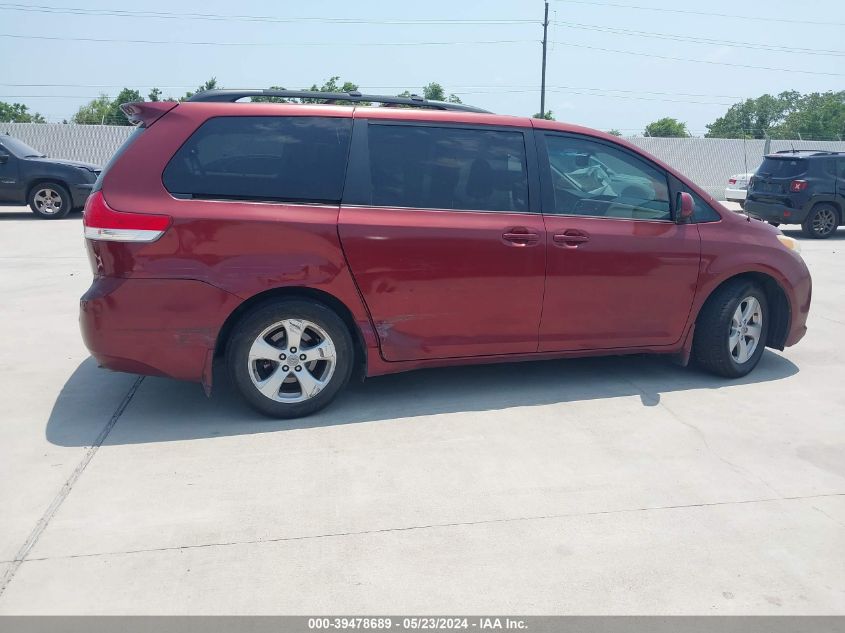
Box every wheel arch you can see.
[214,286,368,380]
[26,177,72,199]
[695,271,791,350]
[809,198,842,222]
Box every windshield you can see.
[0,135,46,158]
[758,157,806,178]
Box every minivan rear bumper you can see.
[80,276,241,382]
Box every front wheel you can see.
[226,299,354,418]
[802,204,839,239]
[693,280,769,378]
[28,182,72,219]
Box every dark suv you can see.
[746,150,845,238]
[0,133,101,219]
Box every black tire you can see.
[801,203,839,239]
[692,280,769,378]
[226,299,354,418]
[28,182,72,219]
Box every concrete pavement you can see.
[0,205,843,614]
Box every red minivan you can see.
[80,90,811,418]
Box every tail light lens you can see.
[83,192,171,242]
[728,178,737,185]
[790,180,808,192]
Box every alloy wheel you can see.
[247,318,337,403]
[33,188,63,215]
[728,296,763,364]
[812,208,837,236]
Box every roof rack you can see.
[186,89,490,113]
[774,149,843,156]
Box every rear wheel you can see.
[693,280,769,378]
[226,299,354,418]
[801,204,839,239]
[28,182,71,219]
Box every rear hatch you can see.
[750,156,807,199]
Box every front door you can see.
[339,119,545,361]
[536,131,700,352]
[0,143,20,203]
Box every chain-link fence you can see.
[3,122,844,201]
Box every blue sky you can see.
[1,0,842,134]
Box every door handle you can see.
[502,229,540,246]
[553,230,590,247]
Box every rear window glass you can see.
[163,116,352,203]
[367,124,528,212]
[758,157,806,178]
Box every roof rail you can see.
[186,89,490,113]
[774,149,843,155]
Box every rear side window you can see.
[758,157,806,178]
[163,116,352,203]
[366,124,528,212]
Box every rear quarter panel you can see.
[97,102,380,357]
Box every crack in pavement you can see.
[15,491,845,565]
[0,376,144,599]
[619,373,785,498]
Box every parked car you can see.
[79,90,812,418]
[0,133,101,219]
[725,172,754,207]
[745,150,845,238]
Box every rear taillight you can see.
[83,192,171,242]
[790,180,808,192]
[728,178,737,185]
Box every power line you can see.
[551,0,845,27]
[0,33,533,47]
[0,82,748,100]
[549,41,845,76]
[0,88,738,107]
[551,20,845,56]
[0,3,535,25]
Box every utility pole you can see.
[540,1,549,117]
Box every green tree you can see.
[180,77,219,102]
[71,94,112,124]
[0,102,45,123]
[606,129,622,137]
[776,91,845,140]
[72,88,143,125]
[705,92,799,139]
[644,117,688,137]
[148,88,162,102]
[252,77,367,105]
[415,82,462,104]
[533,110,555,120]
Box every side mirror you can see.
[677,191,694,222]
[0,153,9,165]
